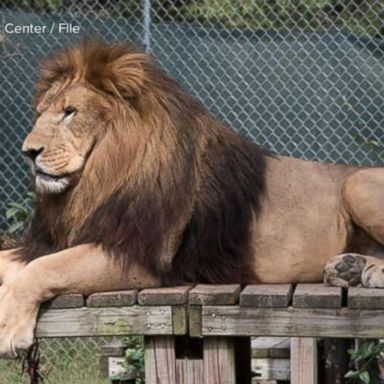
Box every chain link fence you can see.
[0,336,118,383]
[1,0,384,383]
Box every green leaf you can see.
[353,342,377,361]
[5,207,19,219]
[359,371,370,384]
[7,202,27,211]
[345,370,359,378]
[8,221,23,234]
[367,140,382,148]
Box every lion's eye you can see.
[63,106,77,118]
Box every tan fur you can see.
[2,41,384,357]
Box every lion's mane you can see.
[20,41,267,284]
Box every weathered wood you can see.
[139,286,192,306]
[201,306,384,338]
[189,305,202,337]
[43,294,84,309]
[203,337,236,384]
[189,284,241,305]
[36,306,173,337]
[293,284,342,308]
[145,336,176,384]
[176,359,204,384]
[251,337,290,359]
[348,287,384,309]
[87,290,137,307]
[291,338,317,384]
[99,339,128,378]
[172,305,188,335]
[240,285,292,308]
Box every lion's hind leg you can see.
[325,168,384,288]
[324,254,384,288]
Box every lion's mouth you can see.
[34,169,71,194]
[36,170,67,182]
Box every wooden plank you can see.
[251,337,290,358]
[36,306,173,337]
[189,305,202,337]
[240,285,292,308]
[86,290,137,307]
[203,337,236,384]
[348,287,384,309]
[172,305,187,335]
[43,294,84,309]
[200,306,384,338]
[145,336,176,384]
[176,359,204,384]
[291,338,317,384]
[139,286,192,305]
[293,284,342,308]
[189,284,241,305]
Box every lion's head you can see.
[20,40,267,285]
[22,42,154,195]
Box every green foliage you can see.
[3,0,384,37]
[123,336,145,383]
[185,0,384,35]
[5,192,34,234]
[345,341,384,384]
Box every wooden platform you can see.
[37,286,191,337]
[37,284,384,339]
[32,283,384,384]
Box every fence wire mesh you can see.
[0,0,384,382]
[0,336,116,383]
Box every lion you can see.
[0,40,383,357]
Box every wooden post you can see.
[176,359,204,384]
[175,335,204,384]
[203,337,236,384]
[291,338,317,384]
[145,336,176,384]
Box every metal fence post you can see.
[143,0,151,52]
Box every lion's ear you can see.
[101,53,148,100]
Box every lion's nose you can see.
[22,146,44,162]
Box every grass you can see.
[0,359,110,384]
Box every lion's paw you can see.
[361,263,384,288]
[323,253,367,287]
[0,283,38,358]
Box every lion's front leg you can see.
[0,243,160,358]
[0,249,25,284]
[0,281,38,357]
[324,253,384,288]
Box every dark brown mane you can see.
[21,40,268,284]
